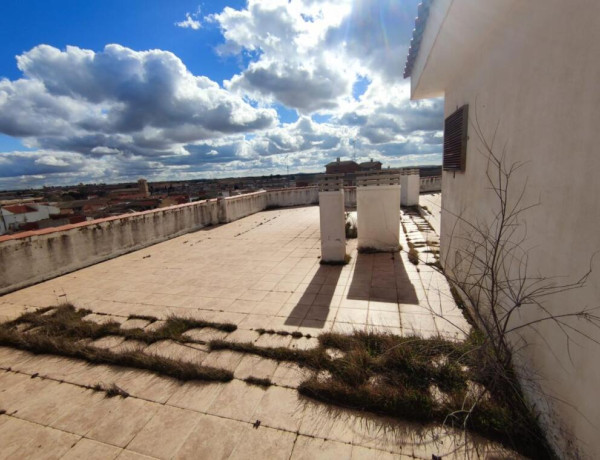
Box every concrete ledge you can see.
[0,198,222,295]
[0,181,442,295]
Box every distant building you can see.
[138,178,150,197]
[325,157,384,175]
[358,159,382,171]
[325,158,359,174]
[0,203,61,235]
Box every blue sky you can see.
[0,0,443,190]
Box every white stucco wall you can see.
[266,187,319,207]
[1,204,60,232]
[318,190,346,262]
[400,174,420,206]
[357,185,401,252]
[431,1,600,457]
[220,191,267,223]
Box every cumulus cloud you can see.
[175,9,202,30]
[0,44,277,158]
[0,1,445,189]
[211,0,422,113]
[213,0,356,114]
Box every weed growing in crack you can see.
[210,330,552,459]
[1,305,234,383]
[1,304,550,458]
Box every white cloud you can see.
[175,7,202,30]
[0,1,445,188]
[0,44,277,158]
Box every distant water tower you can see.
[138,178,149,197]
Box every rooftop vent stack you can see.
[318,174,346,263]
[400,168,420,206]
[356,171,401,252]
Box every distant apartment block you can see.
[0,203,62,235]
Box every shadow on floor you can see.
[284,264,342,328]
[346,252,419,305]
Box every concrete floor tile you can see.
[228,424,296,460]
[113,371,180,404]
[0,416,80,460]
[290,435,352,460]
[253,302,286,316]
[12,380,91,427]
[255,333,293,348]
[117,451,157,460]
[206,379,267,422]
[335,308,368,325]
[144,340,207,365]
[182,327,229,342]
[201,350,244,372]
[367,311,401,328]
[234,355,278,380]
[167,381,226,412]
[224,328,260,343]
[174,413,249,460]
[339,298,369,310]
[288,336,319,350]
[252,386,306,431]
[367,301,399,312]
[237,314,271,329]
[120,319,151,330]
[271,362,312,388]
[51,391,117,436]
[238,289,269,302]
[62,438,122,460]
[91,335,126,349]
[299,403,361,445]
[128,405,200,460]
[350,445,400,459]
[400,313,438,334]
[86,397,159,448]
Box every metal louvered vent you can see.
[443,105,469,172]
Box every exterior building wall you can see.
[1,204,60,231]
[434,1,600,457]
[325,161,359,174]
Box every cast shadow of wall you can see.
[284,252,418,330]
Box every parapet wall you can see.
[266,187,318,208]
[0,188,326,295]
[420,176,442,193]
[220,191,267,223]
[0,182,444,295]
[0,199,222,295]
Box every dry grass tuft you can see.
[1,304,551,458]
[1,305,234,383]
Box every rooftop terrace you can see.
[0,204,512,459]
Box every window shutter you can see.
[443,105,468,172]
